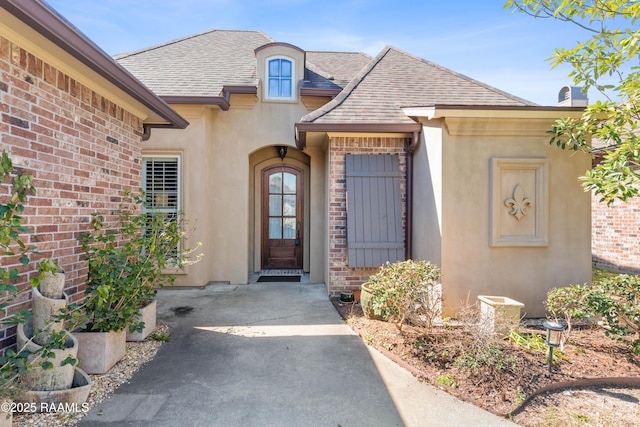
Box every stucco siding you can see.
[147,96,324,286]
[438,117,592,317]
[412,121,443,266]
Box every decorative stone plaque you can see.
[490,158,548,247]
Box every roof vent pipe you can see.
[557,86,588,107]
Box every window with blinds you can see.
[142,156,180,260]
[142,157,179,214]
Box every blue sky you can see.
[45,0,606,106]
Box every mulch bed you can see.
[331,298,640,425]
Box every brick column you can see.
[327,136,408,295]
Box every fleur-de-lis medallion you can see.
[505,184,532,220]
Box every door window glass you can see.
[268,171,297,240]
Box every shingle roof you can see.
[115,31,536,124]
[305,51,372,88]
[301,46,537,125]
[115,30,275,97]
[115,30,371,98]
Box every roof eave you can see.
[300,88,342,97]
[294,122,421,150]
[1,0,188,129]
[162,96,231,111]
[402,104,586,120]
[162,87,260,111]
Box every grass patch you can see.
[592,268,620,283]
[436,373,457,388]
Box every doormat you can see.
[257,275,301,283]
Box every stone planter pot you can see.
[478,295,525,337]
[31,286,67,346]
[126,299,157,342]
[17,320,78,391]
[74,329,126,374]
[17,368,91,412]
[39,271,65,299]
[360,284,383,320]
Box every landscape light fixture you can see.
[542,320,564,373]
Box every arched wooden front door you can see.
[261,165,303,269]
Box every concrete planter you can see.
[360,284,383,320]
[17,320,78,391]
[75,329,126,374]
[17,368,91,412]
[478,295,525,336]
[31,286,67,345]
[39,271,65,299]
[126,299,157,342]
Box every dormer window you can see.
[255,43,304,102]
[268,58,293,98]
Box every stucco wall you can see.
[412,121,443,266]
[592,191,640,274]
[431,117,592,317]
[148,95,325,286]
[0,35,144,348]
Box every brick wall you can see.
[327,136,408,295]
[592,191,640,274]
[0,36,144,349]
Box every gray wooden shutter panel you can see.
[346,154,404,268]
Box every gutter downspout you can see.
[405,130,420,260]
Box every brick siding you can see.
[327,136,408,295]
[0,36,144,350]
[592,191,640,274]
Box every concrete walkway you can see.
[80,283,516,426]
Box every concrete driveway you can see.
[80,282,515,426]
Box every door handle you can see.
[295,221,301,245]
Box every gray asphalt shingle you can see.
[115,31,536,124]
[302,47,536,125]
[115,30,274,96]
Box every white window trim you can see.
[142,154,182,214]
[264,56,297,102]
[142,154,185,271]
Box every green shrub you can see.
[547,274,640,354]
[587,274,640,354]
[70,191,203,333]
[365,259,442,332]
[545,284,596,339]
[0,151,36,398]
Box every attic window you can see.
[267,57,293,100]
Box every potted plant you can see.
[32,258,64,299]
[70,192,202,372]
[360,260,442,332]
[15,258,81,392]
